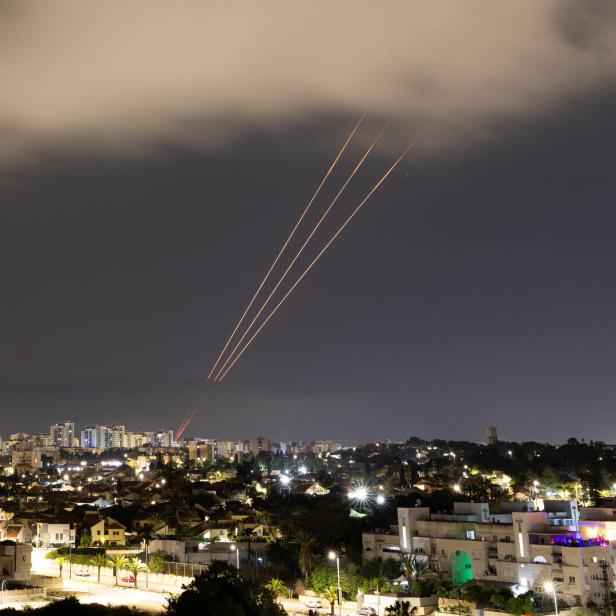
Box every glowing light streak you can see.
[218,130,427,381]
[207,114,366,380]
[213,123,387,380]
[176,409,198,441]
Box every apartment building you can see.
[49,421,75,448]
[188,441,215,465]
[363,501,616,607]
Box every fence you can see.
[164,562,208,577]
[0,586,46,605]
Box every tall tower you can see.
[487,426,498,445]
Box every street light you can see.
[230,544,240,569]
[328,551,342,616]
[544,581,558,615]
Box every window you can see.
[533,556,548,564]
[569,576,576,583]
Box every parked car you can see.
[304,599,323,609]
[121,575,136,583]
[357,609,376,616]
[75,569,90,577]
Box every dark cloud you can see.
[1,1,616,165]
[553,0,616,51]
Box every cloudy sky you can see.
[1,0,616,443]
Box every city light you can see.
[348,485,370,502]
[376,494,386,505]
[279,474,291,486]
[298,465,308,475]
[452,483,461,493]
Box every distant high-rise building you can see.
[188,441,214,465]
[250,437,271,454]
[487,426,498,445]
[81,425,110,449]
[108,425,126,449]
[50,421,75,448]
[153,430,174,448]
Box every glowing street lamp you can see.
[328,551,342,616]
[544,581,558,615]
[376,494,386,506]
[230,543,240,569]
[452,484,461,493]
[279,474,291,487]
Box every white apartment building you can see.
[34,523,75,548]
[49,421,75,448]
[363,501,616,608]
[80,424,126,450]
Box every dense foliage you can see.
[0,597,147,615]
[165,561,286,616]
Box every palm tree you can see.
[399,553,429,586]
[411,554,429,583]
[265,578,286,598]
[291,530,318,579]
[399,554,413,583]
[385,601,417,616]
[107,555,128,586]
[92,553,108,584]
[321,585,339,616]
[124,557,149,589]
[55,555,68,578]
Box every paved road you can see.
[54,579,169,613]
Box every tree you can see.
[107,555,129,586]
[321,585,339,616]
[309,564,338,596]
[265,578,286,598]
[55,555,68,578]
[292,530,318,579]
[165,561,285,616]
[382,558,402,580]
[385,601,417,616]
[124,558,149,589]
[79,532,92,548]
[400,553,429,586]
[399,554,413,583]
[148,551,166,574]
[92,553,108,583]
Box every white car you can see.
[357,609,376,616]
[305,599,323,609]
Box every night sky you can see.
[1,2,616,443]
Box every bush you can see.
[45,547,105,566]
[147,551,166,574]
[0,596,148,614]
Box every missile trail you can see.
[207,114,366,380]
[213,123,389,381]
[176,408,198,440]
[218,130,428,381]
[175,410,192,437]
